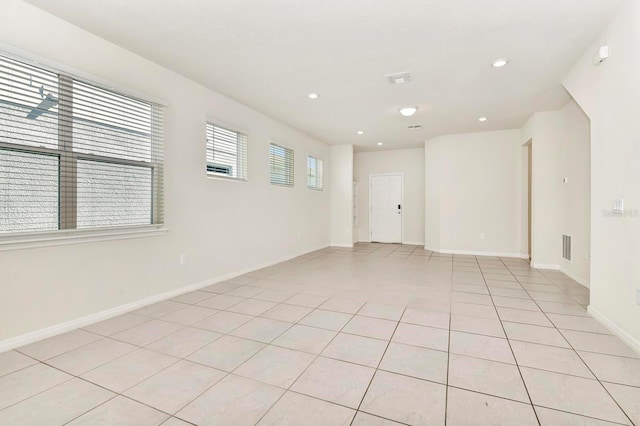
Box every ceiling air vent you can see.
[386,71,411,85]
[562,234,572,261]
[408,125,422,129]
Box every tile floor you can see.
[1,243,639,425]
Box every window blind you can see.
[206,123,247,180]
[306,155,323,190]
[0,54,164,234]
[269,142,294,187]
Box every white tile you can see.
[319,297,366,314]
[17,329,102,361]
[321,333,388,367]
[446,387,538,426]
[392,323,449,351]
[360,370,446,425]
[67,395,169,426]
[192,310,253,333]
[227,299,277,316]
[235,345,315,388]
[0,351,37,377]
[258,391,355,425]
[343,316,397,340]
[579,351,640,387]
[0,378,114,426]
[261,304,313,323]
[145,327,222,358]
[159,305,218,326]
[291,357,374,408]
[299,309,352,331]
[561,330,639,358]
[111,320,184,347]
[401,308,450,329]
[229,317,292,343]
[47,338,137,375]
[503,322,570,348]
[379,342,448,383]
[358,303,404,321]
[272,324,336,354]
[125,360,226,414]
[602,382,640,426]
[83,314,150,336]
[449,331,515,364]
[187,335,264,371]
[510,341,594,378]
[0,363,72,410]
[177,375,284,425]
[535,406,623,426]
[81,348,177,393]
[451,314,505,338]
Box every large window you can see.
[206,123,247,180]
[0,54,164,234]
[306,155,323,190]
[269,142,294,187]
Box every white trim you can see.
[560,266,590,288]
[0,227,168,252]
[369,172,404,244]
[425,246,527,259]
[588,306,640,356]
[403,241,425,246]
[0,244,328,353]
[531,263,560,270]
[330,243,354,248]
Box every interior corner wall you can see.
[329,144,354,247]
[0,0,330,343]
[425,129,522,256]
[354,148,425,245]
[562,0,640,348]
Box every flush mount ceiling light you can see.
[491,58,509,68]
[377,142,383,146]
[478,117,488,122]
[399,106,418,117]
[357,130,365,135]
[308,92,319,99]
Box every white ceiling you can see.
[27,0,622,151]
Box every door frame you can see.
[369,172,404,244]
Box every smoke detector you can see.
[386,72,411,85]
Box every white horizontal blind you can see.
[206,123,247,180]
[269,142,294,187]
[306,155,323,190]
[0,54,164,234]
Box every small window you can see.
[206,123,247,180]
[306,155,323,190]
[269,142,294,187]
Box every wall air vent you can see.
[562,234,572,261]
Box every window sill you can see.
[0,226,168,251]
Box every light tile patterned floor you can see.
[1,243,639,425]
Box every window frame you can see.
[306,154,324,191]
[269,141,294,187]
[205,121,248,182]
[0,51,166,247]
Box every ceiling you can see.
[27,0,623,151]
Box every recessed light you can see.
[478,117,488,122]
[357,130,365,135]
[491,58,509,68]
[377,142,383,146]
[308,93,319,99]
[399,106,418,117]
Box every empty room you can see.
[1,0,639,425]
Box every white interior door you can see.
[370,174,402,243]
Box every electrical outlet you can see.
[480,233,486,240]
[179,254,187,266]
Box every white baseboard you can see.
[403,241,425,246]
[330,243,354,248]
[424,246,526,259]
[588,305,640,356]
[0,244,329,353]
[531,263,560,270]
[559,267,590,288]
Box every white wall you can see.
[563,0,640,348]
[354,148,424,244]
[329,144,353,247]
[520,101,591,283]
[425,130,522,256]
[0,0,330,343]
